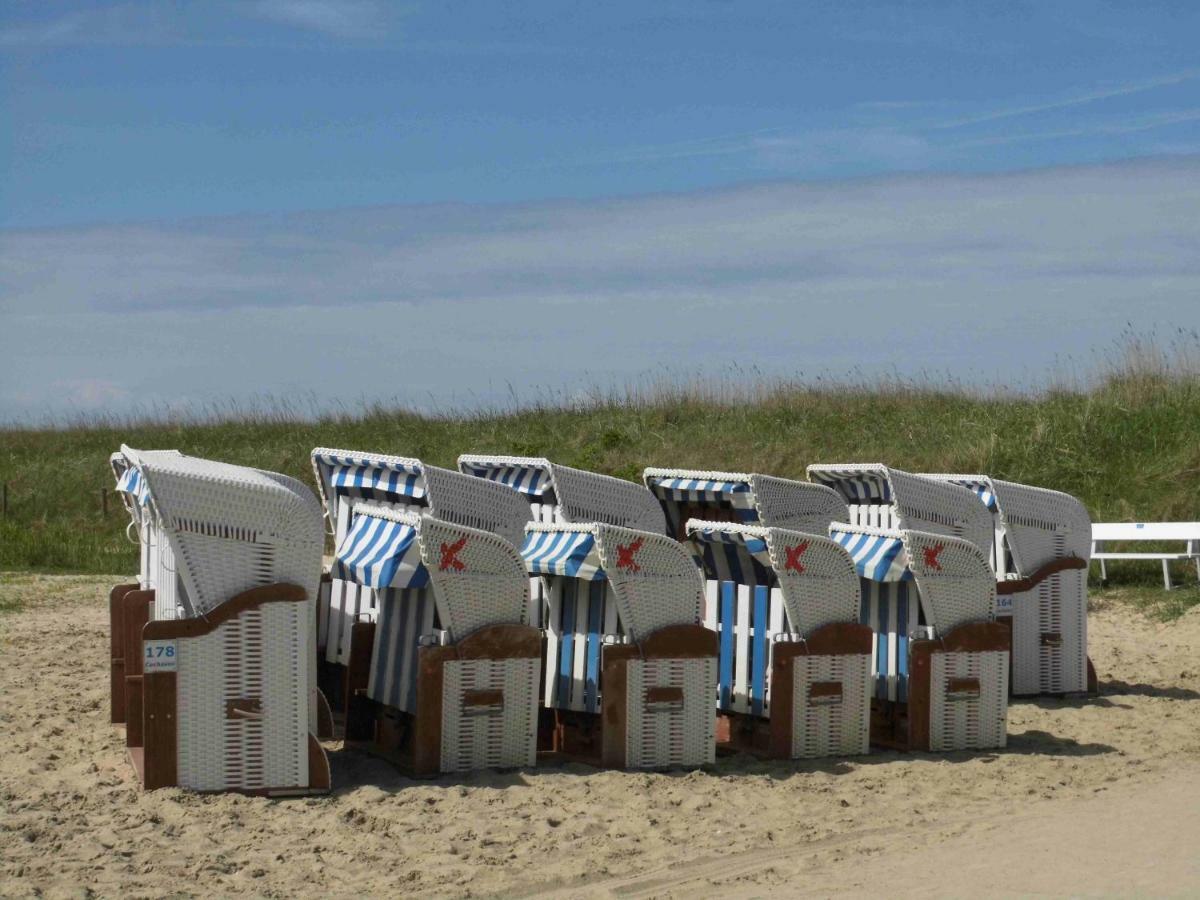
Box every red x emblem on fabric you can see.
[784,541,810,573]
[439,537,468,572]
[616,537,644,572]
[923,543,944,571]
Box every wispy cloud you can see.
[0,0,408,47]
[954,109,1200,149]
[245,0,396,39]
[928,69,1200,130]
[2,157,1198,419]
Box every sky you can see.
[2,1,1199,421]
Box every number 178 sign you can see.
[144,640,178,672]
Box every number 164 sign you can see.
[144,640,178,672]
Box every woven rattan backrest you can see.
[592,523,705,642]
[901,529,996,634]
[416,515,531,641]
[764,526,860,638]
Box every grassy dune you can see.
[2,340,1198,614]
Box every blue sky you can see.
[2,1,1199,420]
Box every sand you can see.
[2,573,1199,899]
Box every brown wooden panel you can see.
[802,622,874,657]
[142,671,178,790]
[643,686,683,706]
[121,591,152,749]
[143,583,307,640]
[413,644,448,778]
[463,689,505,709]
[600,646,629,768]
[809,681,844,702]
[636,623,720,659]
[343,621,376,742]
[307,734,331,793]
[109,583,138,724]
[125,675,144,749]
[995,556,1088,595]
[453,623,543,660]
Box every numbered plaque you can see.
[144,639,178,672]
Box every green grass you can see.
[2,337,1198,617]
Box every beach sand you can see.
[2,573,1198,898]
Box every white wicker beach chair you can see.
[922,474,1093,695]
[110,448,329,794]
[643,468,847,717]
[521,521,716,769]
[458,454,667,641]
[805,465,996,699]
[330,504,539,775]
[685,521,871,758]
[310,448,528,664]
[827,522,1009,751]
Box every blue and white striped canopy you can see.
[115,467,151,506]
[687,525,773,586]
[334,514,429,589]
[645,476,758,520]
[461,462,553,497]
[946,478,998,512]
[830,527,913,582]
[520,530,606,581]
[314,451,426,502]
[810,469,893,503]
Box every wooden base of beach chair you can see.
[717,622,874,759]
[539,624,718,770]
[109,583,143,724]
[871,621,1010,752]
[354,623,542,778]
[120,583,330,795]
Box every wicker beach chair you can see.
[826,523,1009,751]
[457,454,665,633]
[521,521,716,768]
[109,448,330,794]
[685,521,871,758]
[331,504,539,775]
[642,468,847,718]
[310,448,528,663]
[922,474,1093,695]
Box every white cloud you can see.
[245,0,392,39]
[1,156,1198,420]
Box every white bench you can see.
[1091,522,1200,590]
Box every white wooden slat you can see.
[765,586,786,712]
[703,578,719,631]
[570,582,589,712]
[733,583,751,714]
[543,580,562,708]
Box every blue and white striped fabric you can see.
[521,530,606,581]
[462,462,553,497]
[115,467,151,506]
[312,451,426,504]
[646,476,758,518]
[333,514,429,589]
[947,478,999,511]
[861,580,921,702]
[830,528,913,582]
[547,578,611,713]
[646,474,759,537]
[688,527,774,587]
[367,586,437,713]
[809,469,893,503]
